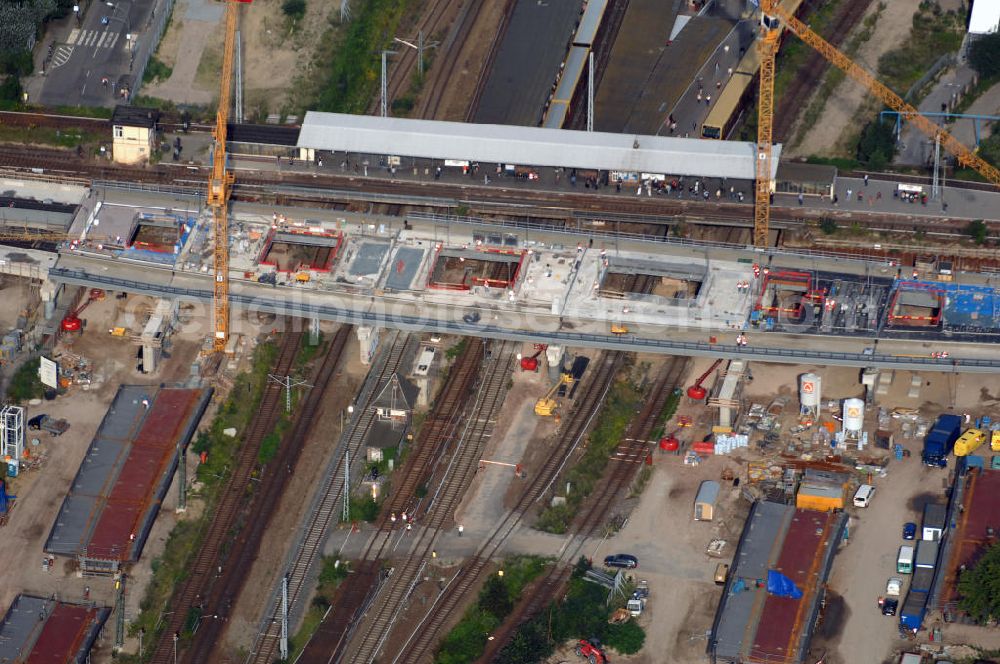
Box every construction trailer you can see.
[694,480,721,521]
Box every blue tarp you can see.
[0,479,15,514]
[766,570,803,599]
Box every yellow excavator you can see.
[535,373,575,417]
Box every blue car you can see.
[903,522,917,540]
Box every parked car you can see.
[886,577,902,597]
[603,554,638,569]
[880,597,899,616]
[462,311,481,324]
[903,522,917,540]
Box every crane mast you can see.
[753,0,1000,248]
[210,1,239,352]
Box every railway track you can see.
[292,336,487,663]
[148,328,303,664]
[463,0,516,122]
[339,340,519,664]
[476,356,691,662]
[774,0,874,143]
[389,349,623,664]
[186,325,353,663]
[416,0,489,119]
[381,0,469,117]
[247,331,415,664]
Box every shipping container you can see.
[900,590,928,631]
[911,566,935,594]
[915,540,940,569]
[795,482,844,512]
[921,503,946,541]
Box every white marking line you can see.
[108,33,120,50]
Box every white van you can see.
[853,484,876,508]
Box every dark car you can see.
[603,554,638,569]
[462,311,481,324]
[881,597,899,616]
[903,522,917,540]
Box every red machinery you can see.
[687,359,723,400]
[519,344,547,371]
[575,639,608,664]
[60,288,105,334]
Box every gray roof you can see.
[574,0,608,45]
[922,502,947,529]
[916,540,940,567]
[695,480,721,506]
[297,112,782,181]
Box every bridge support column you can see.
[356,326,381,366]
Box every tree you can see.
[856,119,896,170]
[969,32,1000,78]
[819,217,838,235]
[480,575,513,622]
[281,0,306,21]
[494,617,552,663]
[958,542,1000,623]
[966,219,989,245]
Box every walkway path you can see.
[895,64,977,167]
[948,79,1000,147]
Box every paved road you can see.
[895,65,977,167]
[28,0,159,107]
[949,79,1000,148]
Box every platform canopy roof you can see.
[298,112,782,181]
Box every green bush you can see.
[603,620,645,654]
[349,495,381,522]
[969,32,1000,78]
[436,557,549,664]
[282,0,307,20]
[258,431,281,463]
[7,358,44,402]
[966,219,989,245]
[820,217,838,235]
[142,56,173,84]
[856,118,895,170]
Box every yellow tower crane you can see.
[209,0,249,351]
[753,1,1000,248]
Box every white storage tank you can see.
[799,373,822,413]
[842,398,865,436]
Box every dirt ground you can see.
[145,0,343,115]
[0,290,204,663]
[220,327,368,657]
[789,0,922,157]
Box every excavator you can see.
[534,372,575,417]
[752,1,1000,248]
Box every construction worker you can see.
[458,524,464,537]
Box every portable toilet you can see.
[694,480,721,521]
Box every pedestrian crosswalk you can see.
[66,28,121,50]
[51,45,74,68]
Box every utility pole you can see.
[932,132,941,200]
[114,574,126,652]
[268,374,312,414]
[176,442,186,512]
[380,50,396,117]
[342,405,354,521]
[279,573,289,660]
[394,31,439,78]
[587,50,595,132]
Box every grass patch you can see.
[792,2,884,146]
[194,41,223,93]
[314,0,414,114]
[7,357,44,403]
[287,555,350,661]
[494,559,645,663]
[535,378,641,534]
[0,124,101,149]
[773,0,843,101]
[649,389,681,441]
[445,337,468,361]
[877,2,965,96]
[143,56,173,84]
[435,556,549,664]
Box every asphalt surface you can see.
[473,0,582,126]
[32,0,159,107]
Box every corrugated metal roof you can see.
[298,112,782,181]
[695,480,721,505]
[969,0,1000,34]
[797,482,843,499]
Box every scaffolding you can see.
[1,405,24,474]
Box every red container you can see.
[691,441,715,455]
[687,385,707,400]
[61,316,82,332]
[520,357,538,371]
[659,437,680,451]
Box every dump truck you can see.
[922,414,962,467]
[27,414,69,436]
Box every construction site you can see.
[1,0,1000,662]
